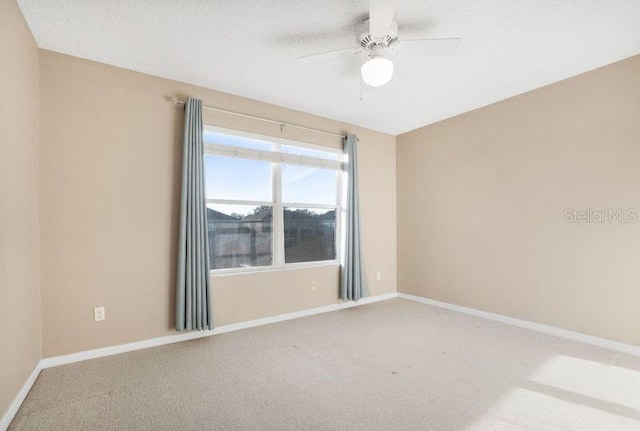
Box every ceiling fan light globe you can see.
[361,55,394,87]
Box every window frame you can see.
[203,125,344,276]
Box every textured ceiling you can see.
[17,0,640,135]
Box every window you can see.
[204,126,342,272]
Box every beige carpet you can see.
[10,299,640,430]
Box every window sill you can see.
[210,260,341,277]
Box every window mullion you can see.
[206,198,273,207]
[281,202,337,210]
[273,144,285,267]
[335,160,343,262]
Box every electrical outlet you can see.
[376,271,382,281]
[310,280,318,291]
[94,306,105,322]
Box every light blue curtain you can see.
[341,133,369,301]
[176,98,212,331]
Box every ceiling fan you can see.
[299,0,461,88]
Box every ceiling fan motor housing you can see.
[357,19,398,50]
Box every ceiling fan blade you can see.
[369,0,399,39]
[298,47,360,62]
[396,38,462,56]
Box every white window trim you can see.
[204,144,342,170]
[204,125,344,276]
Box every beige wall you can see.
[397,55,640,346]
[39,51,397,357]
[0,0,42,419]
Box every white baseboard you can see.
[13,291,637,429]
[397,293,640,358]
[5,291,640,429]
[0,361,44,431]
[40,292,398,369]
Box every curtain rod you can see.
[171,98,347,140]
